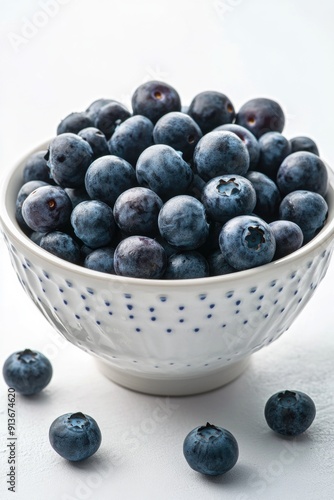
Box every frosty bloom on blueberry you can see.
[14,81,331,278]
[236,97,285,138]
[193,130,250,180]
[22,185,72,233]
[131,80,181,124]
[49,412,102,461]
[187,90,235,134]
[153,111,202,160]
[264,390,316,436]
[47,133,94,188]
[3,349,52,396]
[202,175,256,223]
[219,215,276,271]
[158,195,209,250]
[214,123,260,169]
[183,422,239,476]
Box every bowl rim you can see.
[1,139,334,288]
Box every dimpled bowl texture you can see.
[1,142,334,395]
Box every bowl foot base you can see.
[96,357,251,396]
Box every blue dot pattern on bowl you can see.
[2,230,334,376]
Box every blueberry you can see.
[57,112,93,135]
[47,133,94,188]
[108,115,154,166]
[236,97,285,138]
[186,173,207,201]
[183,422,239,476]
[290,136,319,156]
[113,187,163,237]
[277,151,328,197]
[71,200,116,249]
[86,98,115,122]
[264,390,316,436]
[3,349,52,395]
[269,220,304,260]
[22,185,72,233]
[257,132,291,179]
[207,250,236,276]
[85,155,137,208]
[279,190,328,243]
[23,150,53,184]
[193,131,250,181]
[114,236,167,279]
[78,127,110,159]
[65,186,90,209]
[154,235,179,258]
[245,170,281,221]
[158,195,209,250]
[136,145,193,201]
[29,231,45,246]
[131,80,181,124]
[187,91,235,134]
[15,180,49,231]
[197,221,223,256]
[84,247,115,274]
[80,244,95,260]
[40,231,81,264]
[164,251,209,279]
[202,174,256,223]
[214,123,260,169]
[219,215,276,271]
[49,412,102,461]
[95,101,131,140]
[153,111,202,160]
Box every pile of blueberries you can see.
[3,348,317,471]
[16,81,330,279]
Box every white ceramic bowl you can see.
[1,143,334,396]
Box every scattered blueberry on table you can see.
[49,412,102,461]
[183,422,239,475]
[3,349,52,395]
[264,390,316,436]
[16,80,331,278]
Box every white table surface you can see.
[1,1,334,499]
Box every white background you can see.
[1,1,334,499]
